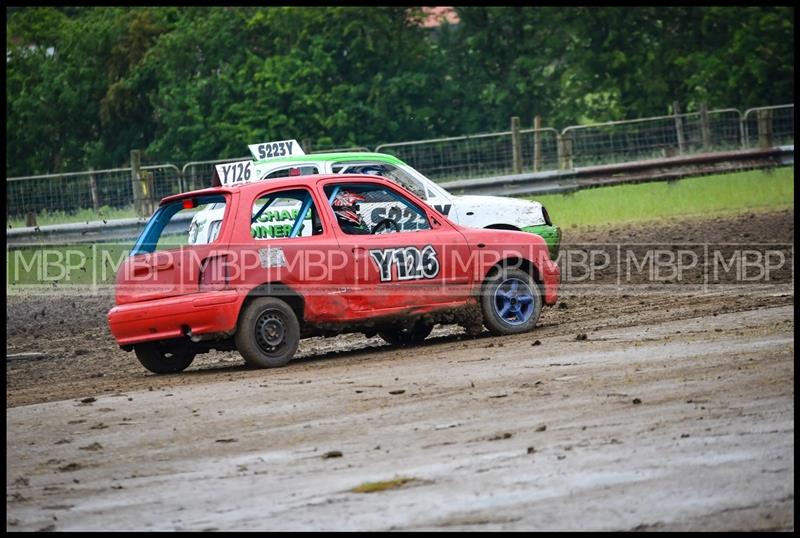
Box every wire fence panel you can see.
[308,145,370,154]
[521,129,560,173]
[562,109,744,168]
[6,104,795,227]
[179,147,370,190]
[145,164,184,201]
[6,165,182,225]
[7,168,130,223]
[181,157,250,192]
[743,105,795,148]
[376,128,560,182]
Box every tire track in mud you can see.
[6,305,793,531]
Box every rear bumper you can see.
[540,259,560,305]
[108,290,242,346]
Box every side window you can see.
[324,183,431,235]
[341,163,428,200]
[264,165,319,180]
[132,195,227,255]
[250,188,323,240]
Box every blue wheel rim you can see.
[493,278,535,326]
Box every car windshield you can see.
[337,162,428,200]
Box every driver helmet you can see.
[332,190,367,227]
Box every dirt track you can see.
[6,210,794,531]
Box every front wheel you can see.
[235,297,300,368]
[134,343,195,374]
[378,319,434,346]
[480,267,542,335]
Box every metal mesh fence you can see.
[743,105,795,148]
[308,145,370,154]
[521,129,560,174]
[181,157,250,193]
[376,128,560,182]
[563,109,744,168]
[180,147,370,191]
[6,165,181,225]
[6,104,794,226]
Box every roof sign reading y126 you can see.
[215,160,255,186]
[248,139,305,161]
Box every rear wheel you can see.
[134,343,195,374]
[378,319,434,346]
[480,267,542,335]
[235,297,300,368]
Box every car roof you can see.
[252,152,406,167]
[160,174,403,205]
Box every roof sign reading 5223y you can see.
[248,139,305,161]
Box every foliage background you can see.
[6,6,794,176]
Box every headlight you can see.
[541,205,552,226]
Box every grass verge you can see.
[528,166,793,230]
[7,205,139,229]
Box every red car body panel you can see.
[108,290,242,346]
[108,175,560,346]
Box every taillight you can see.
[200,255,229,291]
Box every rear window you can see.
[131,195,227,255]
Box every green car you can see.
[197,140,561,258]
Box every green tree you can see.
[6,6,794,177]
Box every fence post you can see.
[558,131,573,170]
[130,150,156,217]
[533,115,542,172]
[190,165,197,192]
[142,169,155,216]
[673,101,686,155]
[131,150,143,217]
[757,109,774,149]
[511,116,522,174]
[738,111,747,149]
[89,167,100,211]
[699,103,712,151]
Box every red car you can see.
[108,174,560,373]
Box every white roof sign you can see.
[248,139,305,161]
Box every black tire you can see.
[378,319,434,346]
[235,297,300,368]
[480,267,542,335]
[134,343,195,374]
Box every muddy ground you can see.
[6,209,794,531]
